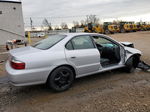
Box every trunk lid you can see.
[9,46,41,58]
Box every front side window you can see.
[68,36,95,50]
[33,35,66,50]
[93,36,117,47]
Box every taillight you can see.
[10,58,25,70]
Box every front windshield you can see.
[32,35,66,50]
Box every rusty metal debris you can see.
[138,61,150,72]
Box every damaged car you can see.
[6,33,142,92]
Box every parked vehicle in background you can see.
[84,22,120,34]
[136,22,150,31]
[84,23,104,34]
[37,33,45,37]
[6,33,142,92]
[6,39,27,51]
[126,22,138,32]
[103,22,120,34]
[119,22,133,33]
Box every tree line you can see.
[30,15,100,31]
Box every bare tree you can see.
[73,21,79,28]
[42,18,52,30]
[80,20,85,25]
[30,17,34,30]
[80,20,86,28]
[61,22,68,29]
[54,25,61,30]
[86,15,99,24]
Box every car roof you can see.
[48,33,111,40]
[62,33,106,37]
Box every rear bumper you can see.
[5,61,55,86]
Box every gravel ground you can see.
[0,31,150,112]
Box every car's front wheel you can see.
[47,66,75,92]
[125,56,140,73]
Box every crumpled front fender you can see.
[124,47,142,62]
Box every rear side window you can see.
[33,35,66,50]
[66,35,95,50]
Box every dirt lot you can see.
[0,31,150,112]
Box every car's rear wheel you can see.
[47,66,74,92]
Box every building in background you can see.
[0,0,24,45]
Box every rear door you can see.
[65,35,100,76]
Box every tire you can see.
[47,66,75,92]
[111,32,114,34]
[121,28,125,33]
[105,30,110,34]
[125,56,139,73]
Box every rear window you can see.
[32,35,66,50]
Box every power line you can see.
[24,15,86,19]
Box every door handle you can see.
[70,56,76,59]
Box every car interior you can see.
[92,36,121,67]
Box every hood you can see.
[120,42,134,48]
[9,46,41,57]
[120,42,133,46]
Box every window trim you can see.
[65,35,96,50]
[65,41,74,50]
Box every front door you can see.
[65,35,100,76]
[92,35,122,67]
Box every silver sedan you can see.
[6,33,142,92]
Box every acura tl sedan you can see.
[6,33,142,92]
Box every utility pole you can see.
[86,15,89,24]
[30,17,33,30]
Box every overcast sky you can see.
[20,0,150,27]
